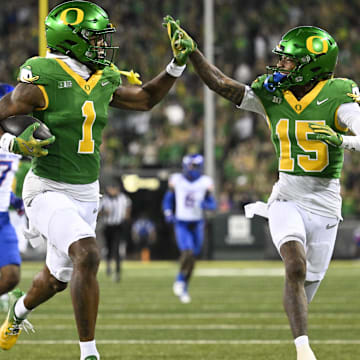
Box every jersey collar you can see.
[54,58,103,95]
[283,80,327,114]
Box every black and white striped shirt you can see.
[100,193,131,225]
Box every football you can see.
[0,115,53,141]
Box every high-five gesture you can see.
[163,15,197,66]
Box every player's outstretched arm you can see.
[110,70,179,111]
[162,15,246,105]
[110,16,196,112]
[190,49,246,105]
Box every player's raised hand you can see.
[11,123,55,157]
[163,15,197,66]
[308,123,343,147]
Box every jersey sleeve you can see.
[168,173,180,187]
[330,78,359,105]
[105,63,122,88]
[203,175,215,191]
[18,57,54,86]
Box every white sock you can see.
[295,335,309,348]
[79,340,100,360]
[295,335,316,359]
[14,295,31,320]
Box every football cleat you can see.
[179,292,191,304]
[84,356,98,360]
[173,281,185,297]
[0,289,34,350]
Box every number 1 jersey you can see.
[19,56,121,184]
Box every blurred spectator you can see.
[131,214,157,262]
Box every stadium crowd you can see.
[1,0,360,215]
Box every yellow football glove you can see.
[308,123,343,147]
[11,123,55,157]
[163,15,197,66]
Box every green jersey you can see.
[19,56,121,184]
[251,76,358,178]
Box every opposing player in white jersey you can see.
[0,83,25,311]
[0,149,24,310]
[162,154,216,303]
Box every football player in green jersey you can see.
[164,16,360,360]
[0,1,193,359]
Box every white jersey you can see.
[0,149,20,211]
[238,86,360,220]
[169,173,214,221]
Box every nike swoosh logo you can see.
[317,98,328,105]
[326,223,337,230]
[101,81,109,86]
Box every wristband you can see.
[0,132,15,152]
[166,59,186,78]
[164,209,173,216]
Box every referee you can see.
[99,179,131,282]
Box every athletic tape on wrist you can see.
[0,132,15,152]
[166,59,186,77]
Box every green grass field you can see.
[2,260,360,359]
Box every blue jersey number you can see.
[0,161,12,186]
[185,192,195,208]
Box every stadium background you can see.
[2,0,360,260]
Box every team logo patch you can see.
[272,96,282,104]
[58,80,73,88]
[19,66,39,83]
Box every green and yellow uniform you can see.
[251,76,357,179]
[19,56,121,184]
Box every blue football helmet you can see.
[182,154,204,181]
[0,83,14,98]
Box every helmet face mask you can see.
[45,0,118,70]
[182,154,204,182]
[264,26,339,91]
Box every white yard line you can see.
[35,324,360,330]
[195,268,285,276]
[32,312,360,319]
[18,339,360,345]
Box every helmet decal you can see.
[306,36,328,54]
[60,8,85,25]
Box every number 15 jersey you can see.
[239,76,359,219]
[250,76,358,179]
